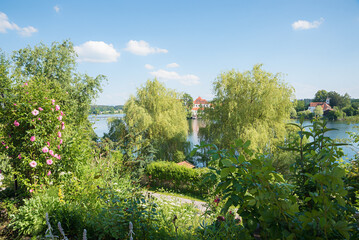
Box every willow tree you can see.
[124,79,188,161]
[201,64,294,151]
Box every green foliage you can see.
[314,89,328,102]
[297,109,313,119]
[0,78,67,192]
[146,161,214,195]
[124,79,189,161]
[314,105,323,117]
[199,119,357,239]
[89,105,123,114]
[294,99,307,112]
[181,93,194,118]
[201,64,294,151]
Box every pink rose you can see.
[60,111,64,116]
[29,189,34,193]
[57,155,61,160]
[49,150,54,156]
[46,159,53,165]
[29,161,37,168]
[58,116,62,121]
[57,145,60,149]
[57,132,62,138]
[54,154,58,159]
[51,99,55,105]
[55,105,60,111]
[30,136,36,142]
[42,146,49,153]
[47,171,51,176]
[61,125,65,130]
[59,139,63,144]
[47,142,50,146]
[14,120,20,127]
[61,122,65,125]
[14,103,16,106]
[38,107,43,111]
[38,118,41,120]
[18,154,21,159]
[1,141,4,145]
[5,146,8,149]
[32,109,39,116]
[25,82,28,86]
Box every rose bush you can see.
[0,78,66,193]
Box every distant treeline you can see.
[90,105,124,114]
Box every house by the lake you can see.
[191,96,210,118]
[308,98,333,113]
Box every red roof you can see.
[177,161,195,168]
[193,96,208,105]
[310,102,332,111]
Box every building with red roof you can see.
[191,96,210,117]
[308,98,333,113]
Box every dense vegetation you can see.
[89,105,123,114]
[0,41,358,239]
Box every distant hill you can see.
[90,105,124,114]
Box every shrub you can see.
[146,161,214,195]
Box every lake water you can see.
[89,114,359,160]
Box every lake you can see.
[89,114,359,160]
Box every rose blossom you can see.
[32,109,39,116]
[51,99,55,105]
[61,125,65,130]
[59,139,63,144]
[60,111,64,116]
[18,154,21,159]
[47,171,51,176]
[30,136,36,142]
[58,132,62,138]
[49,150,54,156]
[55,105,60,111]
[38,107,43,111]
[29,161,37,168]
[57,145,60,149]
[58,116,62,121]
[1,141,4,145]
[47,142,50,146]
[29,189,34,193]
[14,103,16,106]
[42,146,49,153]
[14,120,20,126]
[46,159,53,165]
[5,146,8,149]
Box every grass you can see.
[146,186,207,202]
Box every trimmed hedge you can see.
[145,161,214,195]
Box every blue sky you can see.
[1,0,359,105]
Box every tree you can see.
[314,105,323,117]
[313,90,328,102]
[294,100,306,112]
[124,79,189,161]
[201,64,294,151]
[181,93,193,118]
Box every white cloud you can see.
[54,5,60,13]
[145,64,154,70]
[292,18,324,30]
[166,62,180,68]
[0,12,38,36]
[150,69,200,86]
[125,40,168,56]
[74,41,120,63]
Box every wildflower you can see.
[32,109,39,116]
[25,82,28,86]
[58,116,62,121]
[59,139,63,144]
[47,142,50,146]
[61,125,65,130]
[51,99,55,105]
[29,161,37,168]
[60,111,64,116]
[57,145,60,149]
[47,159,53,165]
[14,103,16,106]
[58,132,62,138]
[47,171,51,176]
[42,146,49,153]
[30,136,36,142]
[18,154,21,159]
[54,154,58,159]
[57,155,61,160]
[14,120,20,126]
[61,121,65,125]
[30,189,34,193]
[49,150,54,156]
[38,107,43,111]
[38,118,41,120]
[5,146,8,149]
[55,105,60,111]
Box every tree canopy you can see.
[201,64,294,151]
[124,79,188,160]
